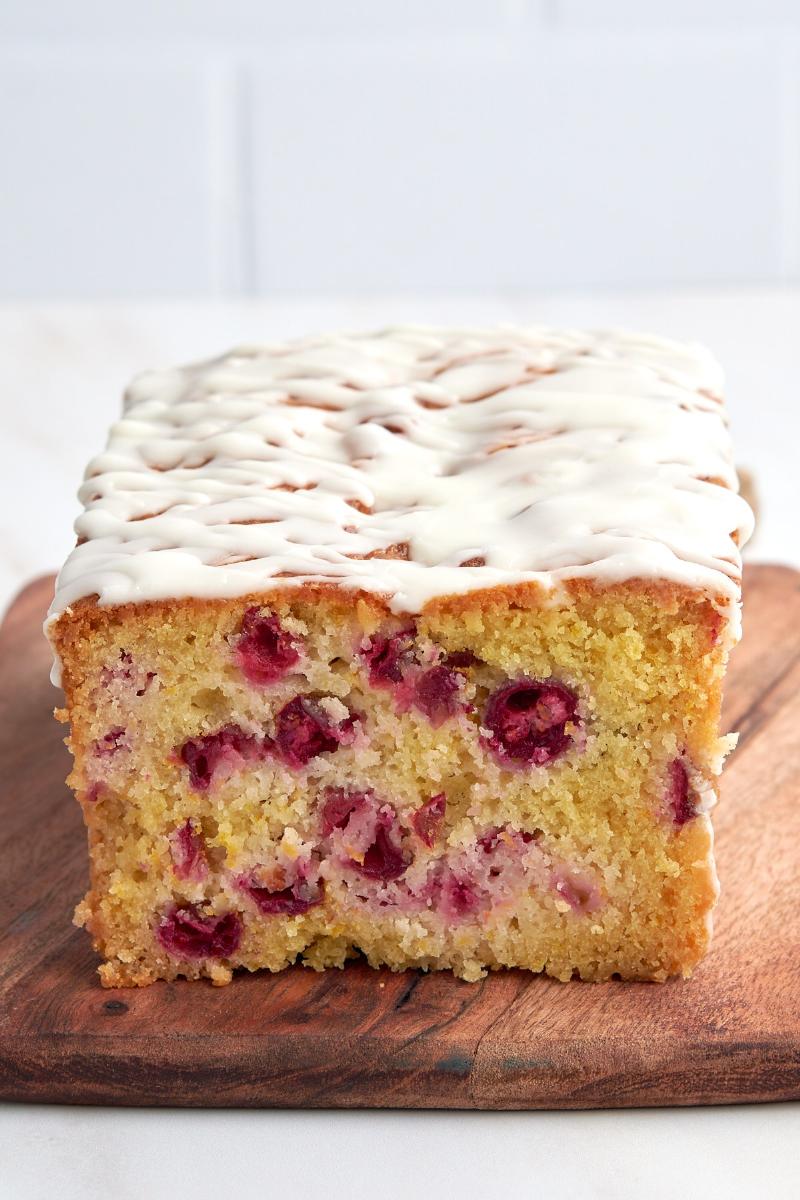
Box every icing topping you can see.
[47,325,753,629]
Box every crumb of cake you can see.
[58,579,727,986]
[551,866,603,914]
[93,726,129,757]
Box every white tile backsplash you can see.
[0,7,797,297]
[249,36,785,292]
[0,56,239,297]
[0,0,541,41]
[556,0,800,27]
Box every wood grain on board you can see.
[0,567,798,1109]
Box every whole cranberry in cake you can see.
[235,607,301,685]
[412,793,446,848]
[349,811,409,881]
[273,696,356,769]
[157,904,242,960]
[411,665,463,727]
[482,679,579,767]
[667,759,696,827]
[169,819,208,881]
[179,724,262,790]
[360,627,417,686]
[239,875,324,916]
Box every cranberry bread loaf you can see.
[47,326,753,987]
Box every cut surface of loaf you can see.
[47,326,753,986]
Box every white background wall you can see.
[3,0,800,297]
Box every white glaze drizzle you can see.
[47,325,753,635]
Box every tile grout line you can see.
[777,37,800,281]
[235,60,258,297]
[205,53,253,297]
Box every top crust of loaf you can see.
[48,326,753,634]
[50,574,728,705]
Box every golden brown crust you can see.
[51,574,726,661]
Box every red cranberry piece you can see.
[667,759,695,826]
[361,630,465,727]
[321,787,370,836]
[179,724,261,791]
[350,816,409,881]
[482,679,579,767]
[235,607,301,686]
[137,671,157,697]
[274,696,355,769]
[93,726,128,757]
[157,904,242,959]
[169,820,208,881]
[439,868,480,918]
[240,876,324,916]
[412,793,446,848]
[361,628,417,686]
[444,650,481,669]
[412,665,462,727]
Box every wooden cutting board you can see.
[1,567,798,1109]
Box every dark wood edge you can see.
[1,1031,798,1108]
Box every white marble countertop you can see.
[0,292,797,1200]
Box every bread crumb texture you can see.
[54,580,729,987]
